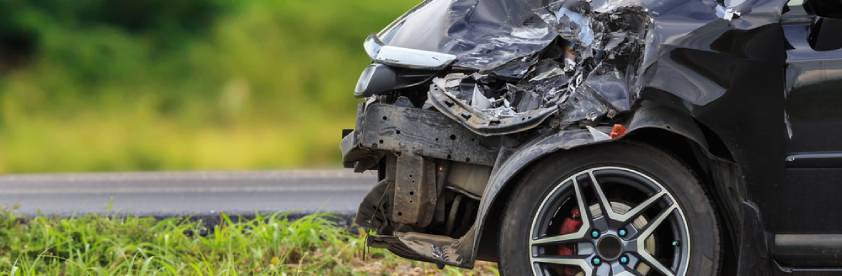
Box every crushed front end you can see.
[341,0,777,269]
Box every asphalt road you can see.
[0,170,377,217]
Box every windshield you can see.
[377,0,557,72]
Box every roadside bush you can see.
[0,0,418,173]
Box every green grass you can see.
[0,0,421,174]
[0,211,498,275]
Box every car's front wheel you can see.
[498,142,720,276]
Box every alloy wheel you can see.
[528,167,691,276]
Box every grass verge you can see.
[0,212,498,275]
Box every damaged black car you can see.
[341,0,842,274]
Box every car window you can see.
[804,0,842,18]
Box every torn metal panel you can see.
[427,74,558,136]
[368,231,469,267]
[415,1,651,135]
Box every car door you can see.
[776,0,842,266]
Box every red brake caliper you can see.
[558,208,583,276]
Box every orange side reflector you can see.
[610,124,627,139]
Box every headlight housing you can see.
[355,63,396,97]
[354,63,438,98]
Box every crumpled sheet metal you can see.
[382,0,787,73]
[428,73,559,136]
[423,0,649,134]
[368,231,472,267]
[411,0,787,136]
[379,0,560,74]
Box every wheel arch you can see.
[471,103,746,273]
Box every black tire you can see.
[497,141,720,275]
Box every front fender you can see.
[465,101,728,261]
[460,101,770,274]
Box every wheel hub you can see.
[596,235,623,261]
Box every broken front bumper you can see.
[341,103,498,172]
[340,100,630,268]
[341,102,501,267]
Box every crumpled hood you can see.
[378,0,557,73]
[377,0,786,136]
[378,0,723,75]
[379,0,785,73]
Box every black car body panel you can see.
[341,0,842,274]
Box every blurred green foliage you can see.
[0,0,418,173]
